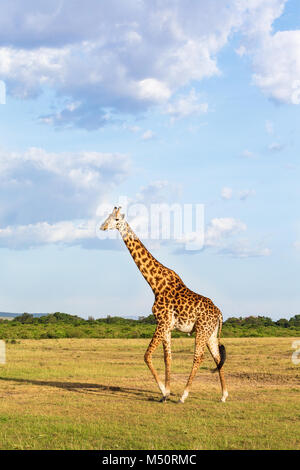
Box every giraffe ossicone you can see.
[100,207,228,403]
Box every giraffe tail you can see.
[211,316,226,373]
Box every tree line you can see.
[0,312,299,339]
[5,311,300,328]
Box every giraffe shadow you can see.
[0,376,158,401]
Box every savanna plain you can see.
[0,337,299,450]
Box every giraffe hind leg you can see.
[179,333,205,404]
[207,328,228,402]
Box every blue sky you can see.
[0,0,299,319]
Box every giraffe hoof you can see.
[178,399,185,404]
[159,396,168,403]
[221,391,228,402]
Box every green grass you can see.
[0,337,299,449]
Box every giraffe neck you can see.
[117,221,177,295]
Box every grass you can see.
[0,337,299,450]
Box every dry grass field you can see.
[0,337,299,450]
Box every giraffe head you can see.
[100,206,125,231]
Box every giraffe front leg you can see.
[161,331,172,402]
[144,328,166,400]
[179,334,205,404]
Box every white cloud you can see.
[203,219,270,258]
[241,149,257,159]
[0,2,226,126]
[136,78,171,103]
[0,219,95,249]
[221,187,255,201]
[0,176,185,249]
[251,30,300,105]
[234,1,300,105]
[165,89,208,120]
[268,142,284,152]
[124,124,141,133]
[0,147,130,226]
[221,187,233,200]
[136,180,182,204]
[205,217,247,248]
[173,216,270,257]
[0,190,268,256]
[141,130,155,141]
[235,45,246,57]
[0,0,293,128]
[232,2,300,106]
[220,241,271,258]
[0,45,67,99]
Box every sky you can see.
[0,0,299,320]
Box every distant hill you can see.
[0,312,47,319]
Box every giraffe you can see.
[100,206,228,403]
